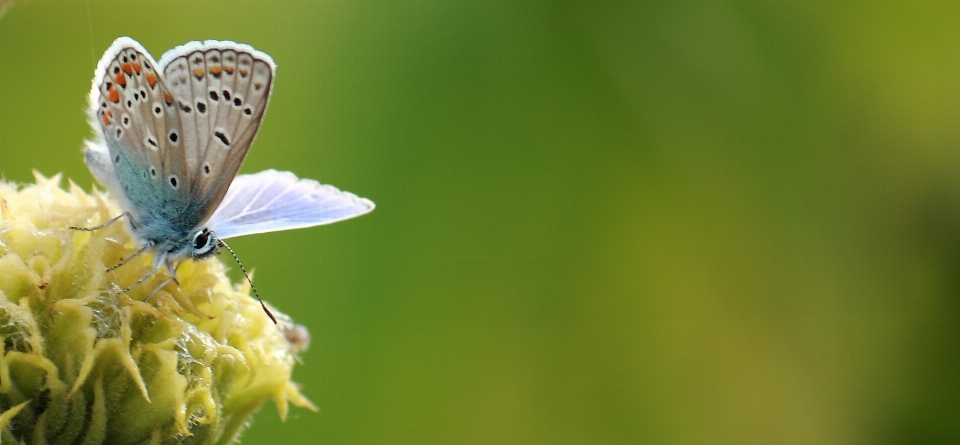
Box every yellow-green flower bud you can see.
[0,172,315,444]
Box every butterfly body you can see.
[83,37,374,300]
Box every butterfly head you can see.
[191,228,220,259]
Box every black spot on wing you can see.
[214,131,230,146]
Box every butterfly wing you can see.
[158,40,275,227]
[207,169,375,240]
[87,37,190,237]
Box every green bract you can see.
[0,173,314,444]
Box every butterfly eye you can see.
[193,230,209,250]
[191,229,219,258]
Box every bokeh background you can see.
[3,1,960,443]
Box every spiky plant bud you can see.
[0,172,315,444]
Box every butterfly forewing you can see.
[159,41,275,226]
[92,38,190,232]
[209,170,375,240]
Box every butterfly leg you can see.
[69,211,132,231]
[121,251,167,294]
[145,262,180,302]
[107,241,154,272]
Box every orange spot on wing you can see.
[114,72,126,88]
[132,62,142,74]
[209,65,222,77]
[121,63,133,75]
[239,69,248,77]
[145,73,157,88]
[106,110,113,117]
[163,92,173,105]
[193,68,204,79]
[101,113,111,125]
[224,66,235,74]
[107,85,120,103]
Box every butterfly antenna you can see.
[219,239,277,325]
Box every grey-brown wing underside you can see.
[88,37,192,232]
[158,40,275,227]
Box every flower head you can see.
[0,172,315,444]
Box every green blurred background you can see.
[4,1,960,443]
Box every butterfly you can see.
[80,37,374,322]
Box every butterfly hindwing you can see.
[158,41,275,226]
[89,37,191,235]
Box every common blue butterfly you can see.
[80,37,374,321]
